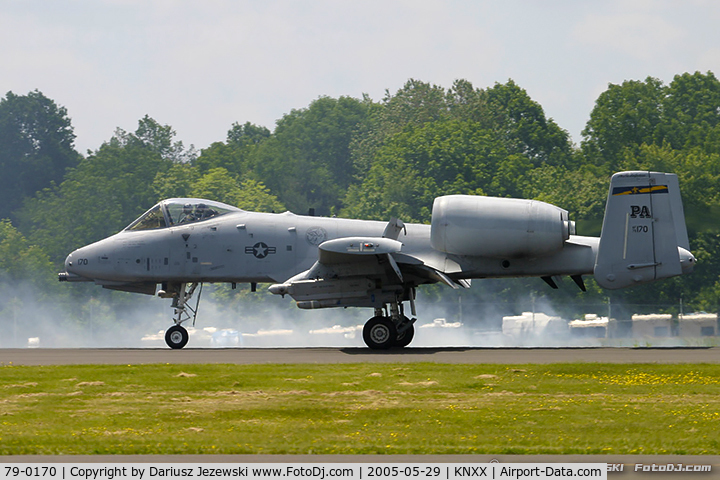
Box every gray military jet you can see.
[59,171,695,349]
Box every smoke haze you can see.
[1,280,715,349]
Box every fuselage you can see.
[63,200,601,288]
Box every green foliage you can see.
[344,79,575,222]
[582,71,720,169]
[232,178,285,213]
[673,231,720,311]
[582,77,666,168]
[524,164,609,233]
[344,119,519,222]
[151,162,284,213]
[194,141,243,175]
[662,71,720,152]
[351,79,467,179]
[151,162,200,200]
[118,115,195,163]
[191,168,284,213]
[0,220,54,289]
[193,122,270,176]
[247,96,371,216]
[0,90,81,221]
[227,121,271,148]
[191,167,245,205]
[485,80,574,167]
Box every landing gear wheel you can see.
[363,316,397,350]
[394,318,415,348]
[165,325,189,349]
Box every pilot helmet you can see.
[183,203,193,214]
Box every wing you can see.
[268,230,468,309]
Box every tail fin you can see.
[594,171,694,289]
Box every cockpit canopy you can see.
[125,199,242,232]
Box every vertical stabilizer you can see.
[594,171,690,289]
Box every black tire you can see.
[165,325,189,349]
[394,318,415,348]
[363,316,397,350]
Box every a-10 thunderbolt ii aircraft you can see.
[59,171,695,349]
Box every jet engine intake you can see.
[431,195,574,258]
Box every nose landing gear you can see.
[165,324,189,349]
[158,282,203,349]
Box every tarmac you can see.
[1,346,719,365]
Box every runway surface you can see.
[1,346,718,365]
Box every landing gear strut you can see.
[395,315,415,348]
[158,282,203,349]
[362,301,416,350]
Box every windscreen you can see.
[165,200,238,226]
[125,205,167,231]
[124,199,240,232]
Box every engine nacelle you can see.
[430,195,574,258]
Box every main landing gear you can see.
[158,282,203,349]
[362,302,416,350]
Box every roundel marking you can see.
[245,242,276,259]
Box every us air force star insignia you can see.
[245,242,276,259]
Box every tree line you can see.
[2,72,720,336]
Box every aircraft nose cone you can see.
[65,252,74,272]
[59,249,91,283]
[64,244,93,276]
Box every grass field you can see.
[1,362,719,455]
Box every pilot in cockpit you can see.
[195,203,217,221]
[178,203,196,224]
